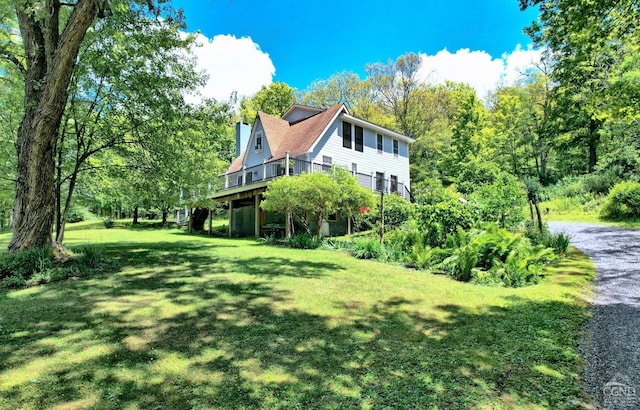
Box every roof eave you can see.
[306,104,349,154]
[341,113,415,144]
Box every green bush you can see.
[414,198,477,248]
[0,246,53,282]
[601,180,640,219]
[67,207,86,223]
[582,171,621,195]
[429,224,555,287]
[552,177,586,198]
[410,244,451,270]
[381,194,413,231]
[288,233,322,249]
[0,246,114,289]
[472,172,527,230]
[349,237,385,260]
[545,232,570,255]
[103,217,115,229]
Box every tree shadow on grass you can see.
[93,239,339,281]
[0,269,591,409]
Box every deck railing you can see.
[218,155,410,200]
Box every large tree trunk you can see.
[9,1,100,252]
[191,208,209,231]
[133,206,140,224]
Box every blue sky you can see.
[173,0,541,101]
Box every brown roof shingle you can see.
[227,103,346,173]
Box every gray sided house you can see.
[211,103,414,237]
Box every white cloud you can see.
[416,45,543,100]
[187,33,275,103]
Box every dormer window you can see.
[255,132,263,152]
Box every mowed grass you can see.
[0,221,594,409]
[541,197,640,229]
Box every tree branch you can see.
[0,50,26,75]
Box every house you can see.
[211,103,414,237]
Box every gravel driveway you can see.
[549,222,640,409]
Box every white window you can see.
[393,139,399,157]
[375,172,385,192]
[322,155,332,172]
[255,132,263,152]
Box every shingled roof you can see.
[228,103,347,173]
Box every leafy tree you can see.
[260,175,301,238]
[0,23,22,229]
[54,10,201,243]
[366,53,433,140]
[472,173,527,230]
[328,166,375,234]
[520,0,638,174]
[239,82,295,123]
[298,71,386,122]
[3,0,177,252]
[261,168,374,237]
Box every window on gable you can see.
[393,139,399,156]
[355,126,363,152]
[377,134,383,152]
[255,132,263,151]
[342,121,352,149]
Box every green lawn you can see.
[541,198,640,229]
[0,222,594,409]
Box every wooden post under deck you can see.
[228,200,233,237]
[254,195,260,237]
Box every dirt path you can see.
[549,222,640,409]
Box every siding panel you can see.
[310,117,411,192]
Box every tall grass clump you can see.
[0,245,115,289]
[349,237,385,260]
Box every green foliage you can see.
[473,173,527,230]
[240,82,296,123]
[76,245,109,269]
[349,237,385,260]
[262,168,375,236]
[414,194,477,248]
[581,171,621,195]
[103,217,115,229]
[382,193,413,230]
[544,232,571,256]
[67,207,88,223]
[0,247,53,284]
[436,225,555,287]
[288,233,322,250]
[601,180,640,219]
[455,159,500,195]
[0,246,114,289]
